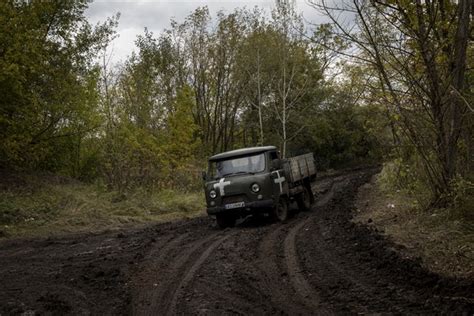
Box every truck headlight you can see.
[251,183,260,193]
[209,190,217,199]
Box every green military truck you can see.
[202,146,316,228]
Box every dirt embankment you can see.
[355,176,473,280]
[1,168,473,315]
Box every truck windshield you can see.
[210,153,266,179]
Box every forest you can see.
[0,0,472,231]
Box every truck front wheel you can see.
[272,197,288,222]
[216,214,235,229]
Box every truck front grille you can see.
[222,194,247,204]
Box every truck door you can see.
[269,151,288,199]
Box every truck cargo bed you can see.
[286,153,316,184]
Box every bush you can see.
[377,158,432,209]
[449,176,474,220]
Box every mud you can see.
[1,168,473,315]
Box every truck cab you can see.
[203,146,315,228]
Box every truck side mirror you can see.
[201,171,207,181]
[271,159,281,170]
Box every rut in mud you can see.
[0,168,473,315]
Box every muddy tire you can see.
[297,186,312,212]
[216,214,235,229]
[272,197,289,222]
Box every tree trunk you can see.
[445,0,470,184]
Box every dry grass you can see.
[0,173,206,239]
[354,175,474,279]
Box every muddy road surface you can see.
[1,168,473,315]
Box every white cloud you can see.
[85,0,330,63]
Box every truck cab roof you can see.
[209,146,277,161]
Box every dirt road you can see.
[1,168,473,315]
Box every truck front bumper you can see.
[206,199,274,215]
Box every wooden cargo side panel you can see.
[305,153,316,178]
[287,153,315,184]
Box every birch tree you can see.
[271,1,314,157]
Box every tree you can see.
[183,8,248,154]
[162,85,201,188]
[0,0,117,174]
[309,0,474,205]
[236,8,272,146]
[269,1,323,157]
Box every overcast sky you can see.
[85,0,330,64]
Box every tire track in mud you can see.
[283,218,325,312]
[250,175,349,314]
[257,224,308,314]
[186,278,260,314]
[302,219,397,314]
[166,232,236,315]
[132,233,188,314]
[135,233,215,315]
[272,173,361,314]
[133,230,237,316]
[300,223,411,314]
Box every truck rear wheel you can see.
[216,214,235,229]
[297,186,312,211]
[272,197,288,222]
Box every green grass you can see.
[0,174,206,238]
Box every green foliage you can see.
[98,36,202,191]
[0,196,57,226]
[162,86,202,188]
[100,121,164,191]
[448,176,474,220]
[1,2,385,193]
[164,87,200,168]
[0,0,117,173]
[379,158,421,192]
[287,66,389,168]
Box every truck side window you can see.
[270,151,279,160]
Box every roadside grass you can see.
[0,172,205,239]
[354,173,474,279]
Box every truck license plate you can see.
[225,202,245,209]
